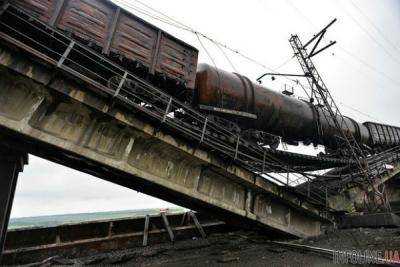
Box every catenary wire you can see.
[335,0,400,67]
[349,0,400,54]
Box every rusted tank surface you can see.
[317,108,370,147]
[14,0,198,89]
[196,64,372,147]
[196,64,317,143]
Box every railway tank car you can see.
[195,64,400,151]
[12,0,400,153]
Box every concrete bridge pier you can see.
[0,147,27,258]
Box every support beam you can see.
[0,147,27,258]
[189,211,207,239]
[142,215,150,246]
[161,212,174,242]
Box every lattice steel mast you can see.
[289,19,390,212]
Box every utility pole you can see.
[289,19,390,212]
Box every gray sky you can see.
[10,0,400,218]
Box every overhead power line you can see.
[126,0,193,30]
[335,0,400,68]
[113,0,277,71]
[115,0,240,74]
[278,0,400,88]
[338,45,400,87]
[194,33,218,72]
[111,0,190,31]
[349,0,400,54]
[338,101,383,123]
[214,42,238,73]
[285,0,317,30]
[274,56,295,70]
[278,0,395,123]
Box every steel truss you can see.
[289,20,390,212]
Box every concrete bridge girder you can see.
[0,45,327,240]
[327,167,400,212]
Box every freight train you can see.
[196,64,400,152]
[11,0,400,154]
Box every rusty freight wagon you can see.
[364,122,400,148]
[14,0,198,93]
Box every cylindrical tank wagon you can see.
[195,64,398,150]
[195,64,317,143]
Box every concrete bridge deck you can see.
[0,41,329,245]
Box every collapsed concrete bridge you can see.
[0,41,330,256]
[1,1,400,262]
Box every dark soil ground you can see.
[295,227,400,252]
[28,227,400,266]
[44,230,356,267]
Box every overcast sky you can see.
[10,0,400,218]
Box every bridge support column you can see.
[0,147,27,258]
